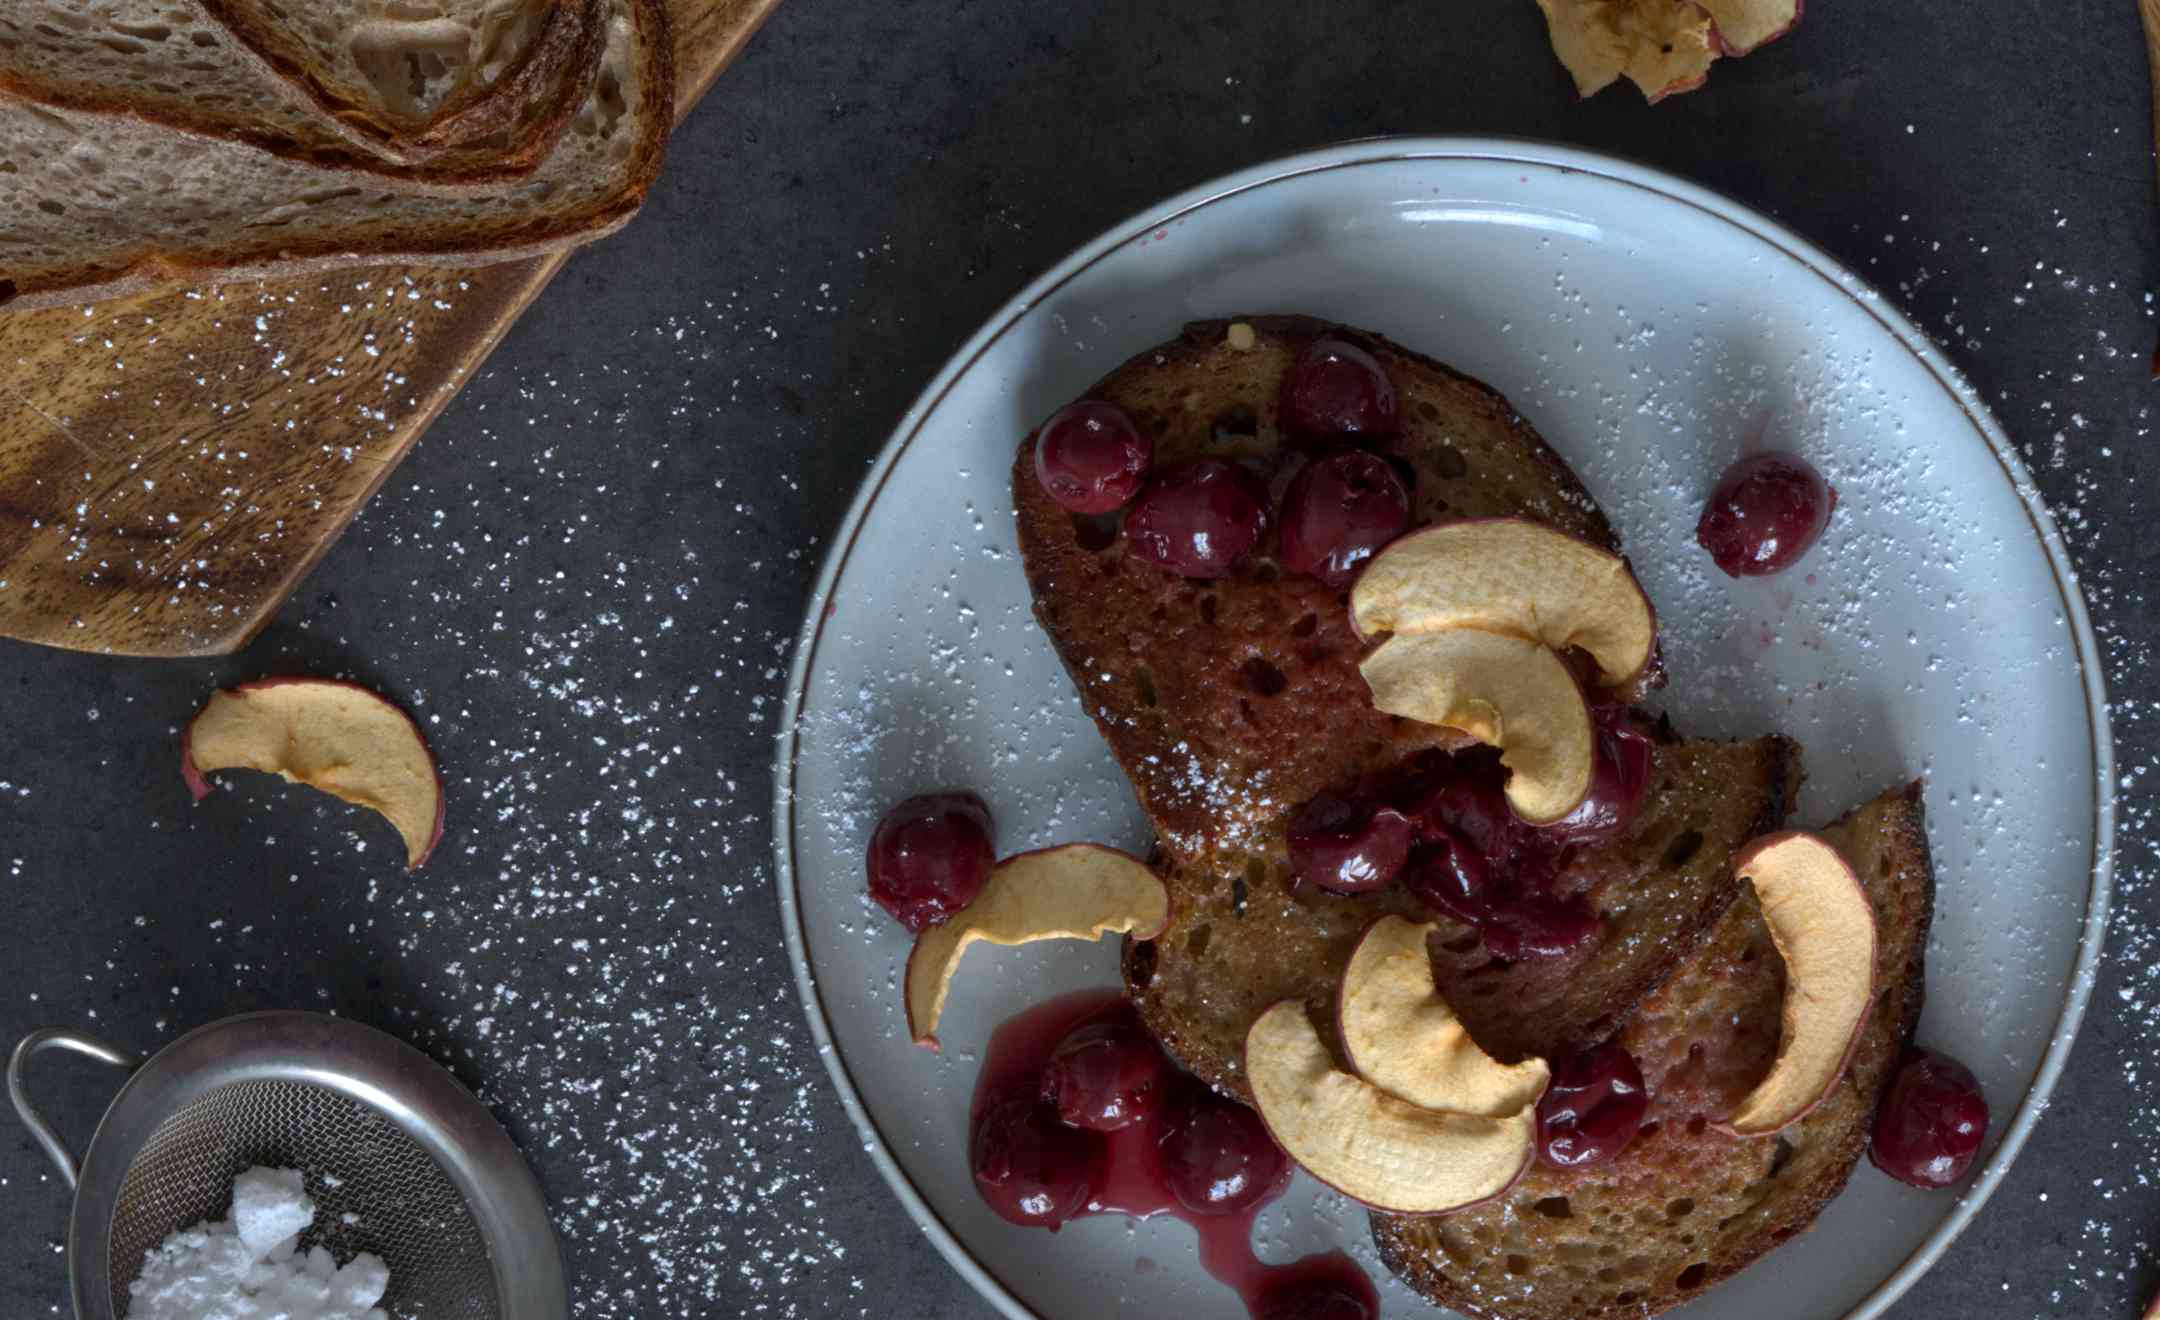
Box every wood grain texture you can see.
[0,0,781,657]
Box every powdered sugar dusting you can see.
[7,284,884,1314]
[3,140,2153,1320]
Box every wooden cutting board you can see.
[0,0,781,657]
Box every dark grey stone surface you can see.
[5,1,2157,1315]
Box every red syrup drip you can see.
[971,990,1379,1319]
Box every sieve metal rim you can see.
[11,1011,566,1320]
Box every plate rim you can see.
[772,135,2117,1320]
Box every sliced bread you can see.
[1370,782,1934,1319]
[195,0,597,152]
[1123,730,1799,1099]
[0,0,669,313]
[0,0,600,185]
[1014,316,1648,872]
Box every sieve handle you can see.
[7,1028,141,1192]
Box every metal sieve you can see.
[8,1011,567,1320]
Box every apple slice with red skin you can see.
[904,843,1168,1050]
[182,678,444,869]
[1532,0,1719,102]
[1716,831,1878,1136]
[1359,628,1595,824]
[1351,518,1656,689]
[1533,0,1798,100]
[1245,999,1536,1215]
[1700,0,1802,55]
[1339,916,1550,1116]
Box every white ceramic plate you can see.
[775,139,2113,1320]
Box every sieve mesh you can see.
[104,1080,500,1319]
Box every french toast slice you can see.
[1370,782,1934,1319]
[1123,728,1799,1099]
[1013,315,1787,1099]
[1017,316,1634,864]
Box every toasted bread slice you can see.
[1014,316,1772,1098]
[1017,317,1631,857]
[1123,729,1799,1099]
[0,0,600,186]
[0,0,667,313]
[1015,317,1650,864]
[1371,782,1934,1319]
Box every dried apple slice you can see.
[1359,629,1594,824]
[905,843,1168,1049]
[1245,999,1536,1214]
[181,678,444,869]
[1699,0,1802,55]
[1339,916,1550,1116]
[1717,831,1878,1136]
[1533,0,1718,102]
[1351,519,1655,688]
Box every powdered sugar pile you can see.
[130,1166,392,1320]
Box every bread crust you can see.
[402,0,603,154]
